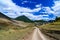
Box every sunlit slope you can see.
[38,17,60,31]
[0,26,34,40]
[38,17,60,40]
[0,18,34,40]
[0,17,34,30]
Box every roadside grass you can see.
[0,18,34,40]
[38,22,60,40]
[0,27,34,40]
[39,22,60,31]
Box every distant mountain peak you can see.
[15,15,33,22]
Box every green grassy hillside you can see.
[15,15,34,23]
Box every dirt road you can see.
[24,27,50,40]
[31,27,48,40]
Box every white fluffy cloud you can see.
[0,0,60,21]
[52,1,60,17]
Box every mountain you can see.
[0,12,11,20]
[55,17,60,22]
[15,15,34,23]
[0,12,34,23]
[0,13,35,29]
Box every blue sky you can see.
[0,0,60,21]
[12,0,54,9]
